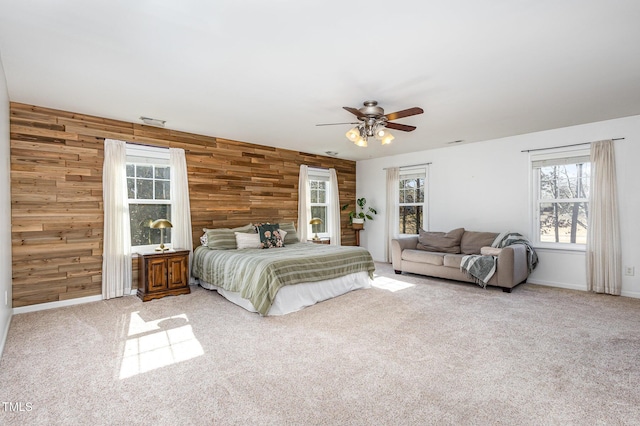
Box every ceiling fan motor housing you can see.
[359,101,387,136]
[360,100,385,117]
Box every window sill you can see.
[532,243,586,254]
[132,244,172,255]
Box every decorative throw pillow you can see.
[235,232,261,249]
[205,228,236,250]
[204,224,255,250]
[416,227,465,253]
[257,223,285,248]
[278,222,300,244]
[200,232,208,246]
[252,222,269,233]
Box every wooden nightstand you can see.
[307,238,330,245]
[137,249,190,302]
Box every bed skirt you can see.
[197,271,371,316]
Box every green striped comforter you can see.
[192,243,375,315]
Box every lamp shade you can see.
[380,133,395,145]
[347,126,368,147]
[345,127,360,142]
[375,128,395,145]
[309,218,323,226]
[151,219,173,229]
[374,127,389,140]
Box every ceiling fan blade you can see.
[343,106,366,118]
[385,122,417,132]
[316,122,358,126]
[384,107,424,121]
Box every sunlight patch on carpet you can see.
[119,312,204,379]
[371,275,415,292]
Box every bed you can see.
[191,242,375,316]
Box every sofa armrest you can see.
[391,236,419,271]
[495,244,529,287]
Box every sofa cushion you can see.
[443,254,465,268]
[416,228,464,253]
[402,249,444,266]
[461,231,499,254]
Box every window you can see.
[531,149,590,247]
[398,169,426,234]
[126,146,171,249]
[308,168,330,237]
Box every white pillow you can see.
[235,232,261,249]
[277,229,287,242]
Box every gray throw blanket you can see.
[460,232,538,288]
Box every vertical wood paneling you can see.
[10,102,357,307]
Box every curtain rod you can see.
[122,140,195,154]
[521,138,625,153]
[126,141,168,150]
[383,162,432,170]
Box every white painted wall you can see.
[0,53,12,356]
[357,115,640,298]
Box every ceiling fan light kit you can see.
[345,126,367,147]
[320,100,423,148]
[345,127,361,142]
[375,128,395,145]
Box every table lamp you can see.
[309,217,323,241]
[151,219,172,251]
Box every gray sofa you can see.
[391,229,530,292]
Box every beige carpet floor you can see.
[1,262,640,425]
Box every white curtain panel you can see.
[170,148,194,272]
[385,167,400,262]
[297,165,311,242]
[328,168,341,246]
[586,140,621,295]
[102,139,132,299]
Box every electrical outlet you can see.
[624,266,635,276]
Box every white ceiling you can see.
[1,1,639,161]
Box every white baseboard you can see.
[620,289,640,299]
[529,280,640,299]
[13,289,139,315]
[13,295,104,315]
[527,279,587,292]
[0,313,11,359]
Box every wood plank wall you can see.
[10,102,357,307]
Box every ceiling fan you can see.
[317,100,424,147]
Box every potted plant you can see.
[342,198,377,230]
